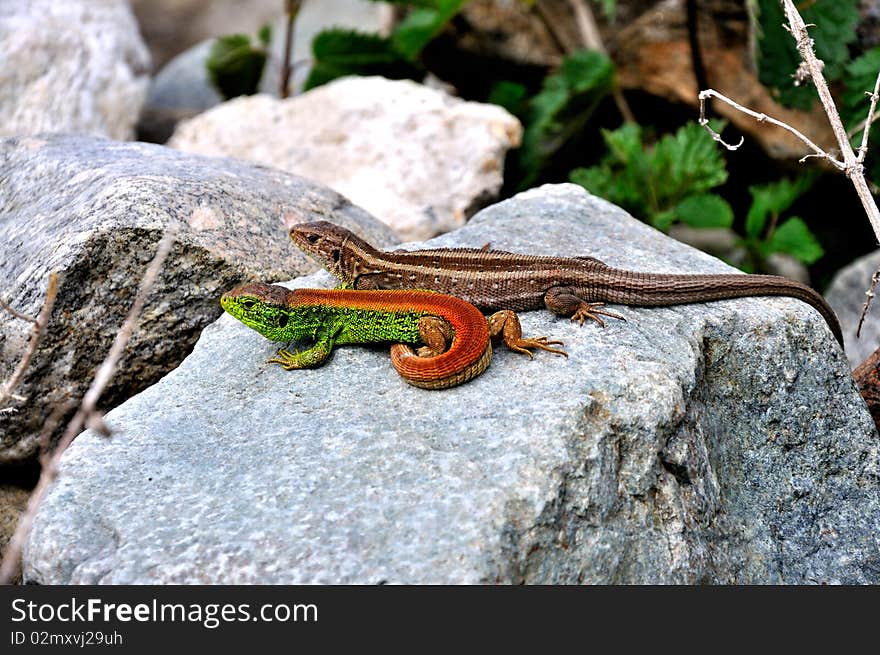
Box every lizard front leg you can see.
[486,310,567,359]
[267,334,335,369]
[543,286,626,327]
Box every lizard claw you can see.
[571,302,626,327]
[508,337,568,359]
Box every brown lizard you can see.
[288,220,844,346]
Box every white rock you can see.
[169,77,523,240]
[0,0,150,140]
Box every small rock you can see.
[826,249,880,369]
[0,135,395,463]
[0,0,150,140]
[23,184,877,584]
[169,77,522,240]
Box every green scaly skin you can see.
[221,284,430,369]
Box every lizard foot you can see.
[268,348,304,370]
[506,336,568,360]
[571,302,626,327]
[268,342,332,369]
[487,310,567,359]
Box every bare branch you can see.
[278,0,302,99]
[0,273,59,408]
[779,0,880,242]
[857,70,880,164]
[699,88,837,161]
[0,227,177,584]
[0,299,35,324]
[857,266,880,338]
[699,1,880,337]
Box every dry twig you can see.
[698,0,880,335]
[278,0,302,99]
[567,0,635,123]
[0,228,177,584]
[0,273,59,409]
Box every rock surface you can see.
[24,184,878,584]
[0,135,395,463]
[0,0,150,141]
[169,77,522,240]
[826,249,880,369]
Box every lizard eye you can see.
[277,314,288,328]
[241,299,256,310]
[306,234,320,244]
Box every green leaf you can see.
[754,0,859,109]
[257,23,272,47]
[842,47,880,135]
[765,216,824,264]
[488,81,528,115]
[652,209,677,232]
[745,175,815,238]
[206,34,267,99]
[570,121,729,229]
[674,194,734,228]
[518,49,615,188]
[304,29,420,90]
[649,121,728,201]
[391,0,468,60]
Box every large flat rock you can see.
[24,185,878,584]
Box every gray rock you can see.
[0,0,150,140]
[826,249,880,369]
[146,39,224,113]
[0,134,395,463]
[24,184,877,584]
[169,77,522,240]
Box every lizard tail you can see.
[599,271,844,346]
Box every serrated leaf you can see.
[601,123,643,166]
[391,0,467,60]
[755,0,859,109]
[766,216,824,264]
[518,49,614,187]
[304,29,420,90]
[206,34,267,99]
[650,121,728,201]
[570,121,729,228]
[674,194,734,228]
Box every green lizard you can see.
[220,283,566,389]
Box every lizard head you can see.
[221,282,306,342]
[289,221,374,283]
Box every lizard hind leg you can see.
[415,315,454,357]
[543,287,627,327]
[486,310,568,359]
